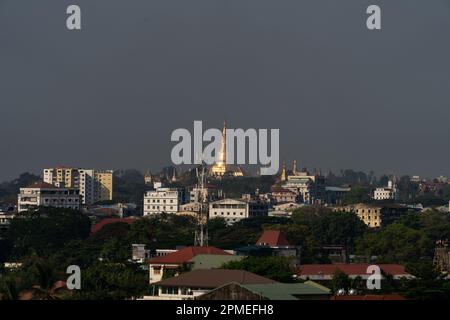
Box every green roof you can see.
[242,281,331,300]
[189,254,244,270]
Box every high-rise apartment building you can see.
[95,170,114,203]
[43,167,113,205]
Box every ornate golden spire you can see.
[281,161,286,181]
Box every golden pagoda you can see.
[210,121,243,177]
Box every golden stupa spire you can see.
[280,161,286,181]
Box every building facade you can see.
[373,180,399,201]
[209,198,268,224]
[282,171,325,204]
[18,182,81,212]
[143,188,181,216]
[333,203,408,228]
[43,167,113,204]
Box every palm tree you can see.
[0,277,21,300]
[22,258,68,300]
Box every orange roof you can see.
[90,218,135,234]
[149,246,231,265]
[298,264,410,277]
[256,230,290,247]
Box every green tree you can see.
[221,256,294,282]
[343,186,370,204]
[73,262,148,300]
[356,224,432,263]
[6,207,91,259]
[330,269,351,293]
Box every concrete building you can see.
[282,171,325,204]
[43,167,113,204]
[324,186,351,205]
[333,203,408,228]
[147,246,232,284]
[17,182,81,212]
[94,170,114,203]
[147,269,276,300]
[373,180,399,201]
[0,211,15,232]
[143,187,181,216]
[270,187,298,204]
[209,198,268,225]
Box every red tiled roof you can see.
[298,264,410,277]
[331,294,406,300]
[90,218,135,234]
[149,246,231,265]
[256,230,290,247]
[26,182,56,189]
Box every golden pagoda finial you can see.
[281,161,286,181]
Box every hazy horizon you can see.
[1,0,450,181]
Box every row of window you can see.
[146,206,175,210]
[146,199,175,204]
[212,211,245,216]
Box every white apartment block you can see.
[209,198,268,225]
[143,188,181,216]
[209,198,249,224]
[373,180,399,201]
[78,169,95,205]
[18,182,81,212]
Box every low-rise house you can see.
[146,269,277,300]
[197,281,332,300]
[297,264,414,280]
[147,246,232,283]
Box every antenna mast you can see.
[194,163,209,247]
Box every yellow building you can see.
[43,167,113,204]
[333,203,408,228]
[95,170,113,202]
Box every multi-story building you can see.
[143,187,181,216]
[0,211,15,232]
[270,187,298,204]
[209,198,268,224]
[373,180,399,201]
[94,170,114,203]
[333,203,408,228]
[282,171,326,204]
[43,167,113,204]
[17,182,81,212]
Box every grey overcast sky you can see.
[1,0,450,181]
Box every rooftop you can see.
[256,230,290,247]
[149,246,231,265]
[298,264,412,277]
[154,269,277,288]
[90,218,136,234]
